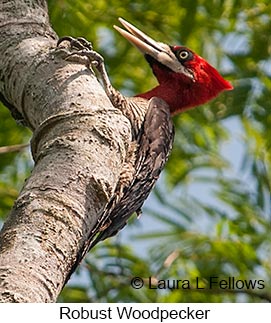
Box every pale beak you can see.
[114,18,167,57]
[114,18,193,79]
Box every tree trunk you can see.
[0,0,131,302]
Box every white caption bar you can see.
[1,303,269,322]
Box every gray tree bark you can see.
[0,0,130,302]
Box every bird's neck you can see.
[136,81,197,115]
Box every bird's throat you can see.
[137,73,232,116]
[136,82,195,115]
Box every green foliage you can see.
[0,103,31,219]
[1,0,270,302]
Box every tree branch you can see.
[0,0,131,302]
[0,143,29,154]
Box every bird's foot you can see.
[57,36,115,100]
[57,36,104,69]
[57,36,93,51]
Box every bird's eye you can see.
[178,50,190,61]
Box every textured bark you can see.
[0,0,131,302]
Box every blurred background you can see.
[0,0,270,302]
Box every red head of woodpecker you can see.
[114,18,233,115]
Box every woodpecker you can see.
[58,18,232,276]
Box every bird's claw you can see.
[57,36,93,51]
[57,36,104,69]
[57,36,112,96]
